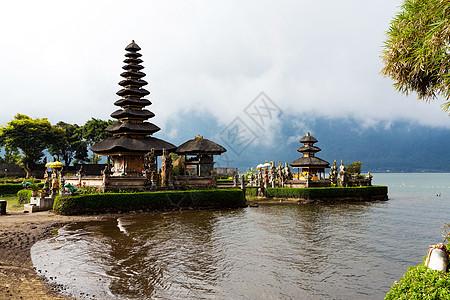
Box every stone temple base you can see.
[24,196,55,213]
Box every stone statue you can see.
[161,149,168,187]
[284,162,292,181]
[276,161,283,187]
[166,152,174,189]
[101,165,110,186]
[233,174,239,187]
[339,160,347,187]
[329,160,338,185]
[143,149,157,188]
[365,172,373,186]
[269,161,276,188]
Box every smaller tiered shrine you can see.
[289,132,330,185]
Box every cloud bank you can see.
[0,0,449,134]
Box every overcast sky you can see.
[1,0,449,137]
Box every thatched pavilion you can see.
[176,135,226,177]
[289,132,330,181]
[90,41,176,177]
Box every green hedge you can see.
[17,189,32,204]
[53,189,246,215]
[0,183,44,195]
[245,186,388,200]
[385,244,450,299]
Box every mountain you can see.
[162,111,450,173]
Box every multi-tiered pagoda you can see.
[91,41,176,176]
[289,132,330,180]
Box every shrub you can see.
[53,189,246,215]
[265,186,388,200]
[17,189,32,204]
[385,244,450,299]
[245,187,258,197]
[0,183,42,195]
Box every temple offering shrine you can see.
[289,132,330,187]
[90,41,176,179]
[176,135,226,177]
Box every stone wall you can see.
[0,164,25,177]
[214,167,238,177]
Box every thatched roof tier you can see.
[300,132,318,144]
[289,157,330,168]
[111,108,155,120]
[125,41,141,52]
[90,135,176,155]
[125,52,142,58]
[124,58,143,64]
[114,98,151,107]
[116,87,150,97]
[298,145,321,153]
[176,136,226,155]
[122,64,144,71]
[118,79,148,88]
[120,70,146,79]
[105,121,160,135]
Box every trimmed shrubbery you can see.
[267,186,387,199]
[385,244,450,299]
[0,183,44,195]
[0,184,30,195]
[245,186,388,201]
[17,189,32,204]
[53,189,246,215]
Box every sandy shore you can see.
[0,211,102,299]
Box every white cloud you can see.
[0,0,449,130]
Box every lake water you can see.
[31,173,450,299]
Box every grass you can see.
[0,195,24,212]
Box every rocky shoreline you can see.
[0,211,102,299]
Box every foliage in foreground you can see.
[381,0,450,113]
[385,244,450,299]
[53,189,246,215]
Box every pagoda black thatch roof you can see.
[105,121,160,135]
[114,98,151,107]
[176,136,226,155]
[111,108,155,119]
[90,40,175,156]
[298,145,321,153]
[90,135,176,155]
[300,132,318,144]
[289,157,330,168]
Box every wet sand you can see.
[0,211,102,299]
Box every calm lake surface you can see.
[31,173,450,299]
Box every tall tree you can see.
[76,118,114,146]
[75,118,114,164]
[381,0,450,113]
[0,114,63,177]
[49,122,88,166]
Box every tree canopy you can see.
[346,161,362,175]
[381,0,450,113]
[0,114,64,177]
[75,118,114,146]
[49,122,88,166]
